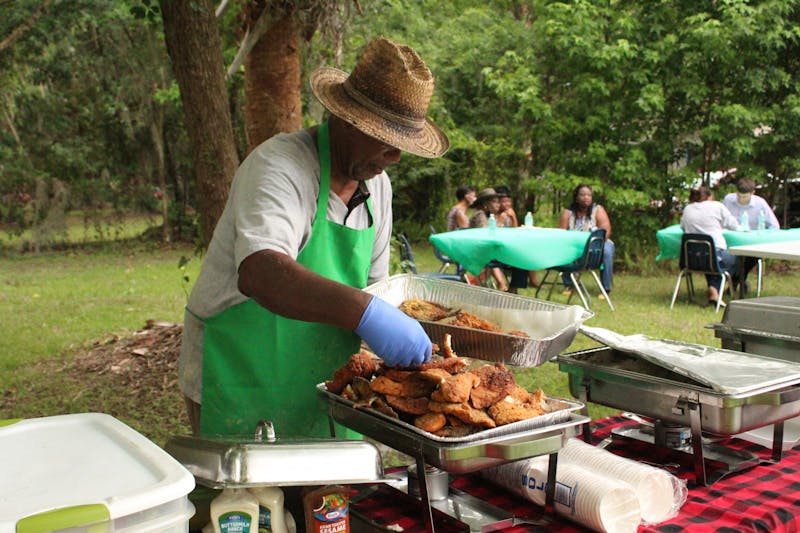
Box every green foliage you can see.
[3,0,800,259]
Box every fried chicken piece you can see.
[488,398,545,426]
[399,299,453,321]
[370,398,399,419]
[385,394,430,415]
[326,351,379,394]
[414,412,447,433]
[505,384,534,403]
[369,375,437,398]
[417,355,469,374]
[380,368,417,381]
[433,424,478,438]
[487,387,549,426]
[441,333,456,358]
[431,372,481,403]
[417,367,453,385]
[431,401,496,428]
[468,363,516,409]
[449,311,503,333]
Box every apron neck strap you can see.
[316,122,331,214]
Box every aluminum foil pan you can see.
[317,383,583,444]
[364,274,593,367]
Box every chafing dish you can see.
[558,338,800,485]
[364,274,593,367]
[318,383,585,473]
[318,383,589,530]
[709,296,800,362]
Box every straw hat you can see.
[310,37,449,158]
[471,188,498,207]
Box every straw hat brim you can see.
[311,67,450,159]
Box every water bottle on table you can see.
[757,209,766,231]
[740,211,750,231]
[524,211,533,227]
[488,213,497,229]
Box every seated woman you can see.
[680,185,739,305]
[495,184,539,288]
[446,184,476,231]
[468,188,509,291]
[558,184,615,298]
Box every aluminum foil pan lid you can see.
[579,325,800,395]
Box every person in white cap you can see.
[178,37,449,438]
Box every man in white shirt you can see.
[723,176,780,292]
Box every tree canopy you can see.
[2,0,799,263]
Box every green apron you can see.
[199,122,375,437]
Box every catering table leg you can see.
[414,454,436,532]
[738,256,747,299]
[688,402,707,486]
[545,453,558,515]
[772,421,785,463]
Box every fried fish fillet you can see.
[399,299,453,321]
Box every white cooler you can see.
[0,413,195,533]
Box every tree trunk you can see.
[159,0,239,246]
[244,10,302,153]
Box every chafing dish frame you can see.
[559,346,800,485]
[318,383,589,531]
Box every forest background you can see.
[2,0,800,261]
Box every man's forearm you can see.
[237,249,371,330]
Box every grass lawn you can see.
[1,235,798,446]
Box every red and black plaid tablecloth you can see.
[351,415,800,532]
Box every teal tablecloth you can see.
[656,224,800,260]
[429,227,589,275]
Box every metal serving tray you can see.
[364,274,593,367]
[709,296,800,362]
[558,347,800,436]
[165,434,385,489]
[318,383,587,473]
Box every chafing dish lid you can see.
[711,296,800,341]
[164,434,385,488]
[580,326,800,394]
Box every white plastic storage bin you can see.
[0,413,195,533]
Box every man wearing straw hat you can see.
[178,37,450,438]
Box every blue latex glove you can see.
[355,296,432,367]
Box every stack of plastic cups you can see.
[481,456,641,533]
[558,438,686,524]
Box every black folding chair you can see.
[428,225,465,276]
[397,234,464,282]
[670,233,732,313]
[536,229,614,310]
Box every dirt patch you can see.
[71,320,183,392]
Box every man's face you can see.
[736,191,753,206]
[342,122,402,181]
